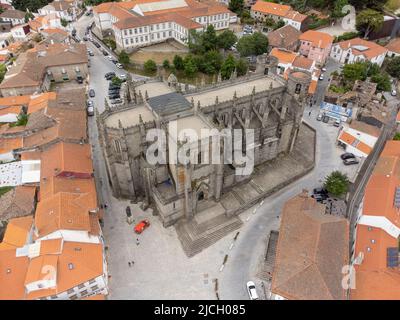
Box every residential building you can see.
[250,1,308,31]
[385,37,400,58]
[93,0,234,51]
[337,120,380,158]
[267,24,301,51]
[0,32,12,48]
[29,13,63,33]
[0,9,25,26]
[10,23,30,41]
[330,38,388,67]
[299,30,333,66]
[0,136,23,162]
[0,104,22,123]
[38,0,77,22]
[351,140,400,299]
[0,43,87,96]
[270,190,349,300]
[40,28,70,44]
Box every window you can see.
[125,39,128,45]
[114,140,122,154]
[81,290,88,296]
[67,289,74,294]
[70,294,78,300]
[129,29,132,35]
[89,279,96,285]
[91,285,99,291]
[78,284,85,289]
[124,30,127,36]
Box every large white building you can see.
[93,0,235,51]
[330,38,388,67]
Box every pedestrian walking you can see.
[104,203,108,209]
[308,111,312,116]
[128,262,131,267]
[131,261,134,265]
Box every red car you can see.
[134,220,150,234]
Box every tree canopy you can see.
[118,50,130,66]
[386,56,400,79]
[355,9,384,38]
[221,54,236,80]
[228,0,244,15]
[216,30,237,50]
[324,171,350,197]
[12,0,49,12]
[236,32,268,57]
[144,59,157,73]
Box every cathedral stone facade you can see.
[98,56,312,227]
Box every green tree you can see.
[162,59,170,69]
[323,171,350,197]
[386,56,400,79]
[394,132,400,140]
[350,0,385,10]
[264,17,275,28]
[12,0,50,12]
[356,9,384,39]
[217,30,237,50]
[371,73,391,91]
[342,62,368,82]
[236,58,248,76]
[111,76,123,86]
[332,0,349,18]
[203,25,217,52]
[0,64,6,83]
[104,38,116,50]
[188,29,204,54]
[221,54,236,80]
[25,11,34,23]
[183,55,197,78]
[144,59,157,73]
[60,18,68,28]
[273,20,285,30]
[118,50,130,66]
[173,55,184,70]
[237,32,268,57]
[201,50,223,74]
[228,0,244,15]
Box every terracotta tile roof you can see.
[350,120,381,138]
[26,241,104,300]
[40,176,97,201]
[39,238,63,255]
[308,79,317,94]
[292,55,314,70]
[2,41,23,54]
[0,43,87,89]
[351,141,400,299]
[25,254,58,284]
[285,9,307,22]
[20,150,41,161]
[40,142,93,180]
[0,105,22,117]
[267,24,301,49]
[1,215,33,248]
[27,92,57,114]
[41,28,68,36]
[0,136,23,154]
[0,9,25,20]
[251,1,292,17]
[82,294,106,300]
[271,191,349,300]
[0,95,31,106]
[0,249,29,300]
[338,131,373,155]
[336,38,388,60]
[386,38,400,54]
[270,47,297,64]
[299,30,333,49]
[34,191,97,238]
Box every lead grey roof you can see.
[147,92,192,116]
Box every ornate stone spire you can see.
[215,95,219,105]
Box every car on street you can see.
[76,77,83,84]
[102,50,108,56]
[109,93,121,99]
[321,67,327,72]
[118,74,127,81]
[105,72,116,80]
[316,114,323,121]
[134,220,150,234]
[88,50,94,56]
[110,98,122,104]
[94,42,101,48]
[89,89,95,97]
[392,89,397,96]
[83,36,88,41]
[312,188,328,202]
[246,281,258,300]
[319,74,324,81]
[87,105,94,116]
[116,63,124,69]
[343,158,359,165]
[333,119,340,127]
[111,59,118,64]
[107,55,113,60]
[313,187,328,196]
[340,152,355,160]
[311,193,325,203]
[86,100,94,107]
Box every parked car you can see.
[110,98,122,104]
[89,89,95,97]
[246,281,258,300]
[107,55,113,61]
[109,93,121,99]
[134,220,150,234]
[105,72,116,80]
[311,193,325,203]
[118,74,127,81]
[343,158,359,165]
[313,187,328,196]
[340,152,355,160]
[76,77,83,84]
[86,100,94,107]
[333,119,340,127]
[109,83,121,89]
[316,114,323,121]
[321,67,327,72]
[88,50,94,56]
[83,36,88,41]
[102,50,108,56]
[94,42,101,48]
[111,59,118,64]
[392,89,397,96]
[319,74,324,81]
[116,63,124,69]
[87,105,94,116]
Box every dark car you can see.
[94,42,101,48]
[111,59,118,64]
[340,152,355,160]
[109,93,121,99]
[89,89,95,97]
[109,83,121,88]
[105,72,116,80]
[311,193,325,203]
[343,158,359,166]
[110,98,122,104]
[313,188,328,196]
[102,50,108,56]
[83,36,88,41]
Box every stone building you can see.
[98,58,312,228]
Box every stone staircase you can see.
[256,230,279,281]
[175,205,243,257]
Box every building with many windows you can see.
[93,0,235,51]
